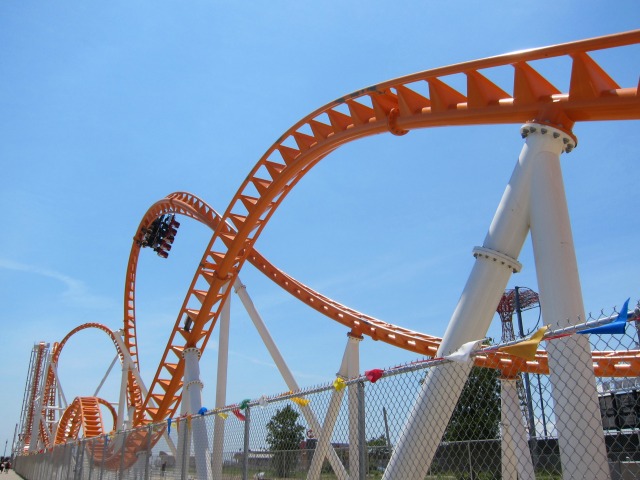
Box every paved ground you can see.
[0,471,22,480]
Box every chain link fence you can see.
[15,302,640,479]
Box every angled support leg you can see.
[500,376,535,480]
[234,278,349,480]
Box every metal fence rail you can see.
[15,303,640,480]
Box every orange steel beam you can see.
[138,30,639,423]
[54,396,116,446]
[41,32,640,467]
[40,323,125,448]
[122,193,446,422]
[126,191,639,426]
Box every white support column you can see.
[501,377,535,480]
[52,363,67,410]
[112,329,178,457]
[50,362,66,440]
[94,354,119,397]
[307,339,350,480]
[116,359,129,432]
[526,124,609,479]
[175,379,191,476]
[347,333,362,480]
[384,125,535,480]
[183,347,213,480]
[29,353,50,453]
[28,395,43,453]
[212,285,231,478]
[43,351,56,442]
[234,278,349,480]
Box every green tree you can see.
[367,434,391,472]
[443,366,501,442]
[266,405,305,477]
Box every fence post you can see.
[180,418,189,480]
[118,430,128,480]
[243,407,251,480]
[358,381,366,480]
[99,435,107,480]
[75,440,86,480]
[87,438,95,480]
[144,425,152,480]
[60,444,67,480]
[467,441,473,480]
[69,442,81,480]
[65,443,76,480]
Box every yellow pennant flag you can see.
[291,397,310,407]
[333,377,346,391]
[217,412,229,420]
[186,416,192,430]
[498,325,549,360]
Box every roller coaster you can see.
[16,30,640,479]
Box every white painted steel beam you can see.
[500,377,535,480]
[234,278,349,480]
[212,283,231,478]
[347,334,362,479]
[526,124,609,479]
[183,347,213,480]
[384,125,530,479]
[307,339,351,480]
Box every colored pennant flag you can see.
[498,326,549,360]
[239,398,251,411]
[232,409,246,421]
[197,407,207,416]
[365,369,384,383]
[578,298,630,335]
[186,416,192,430]
[292,397,310,407]
[217,412,229,420]
[167,418,172,435]
[258,395,268,407]
[333,377,346,391]
[444,339,483,363]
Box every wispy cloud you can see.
[0,258,114,309]
[229,349,277,368]
[228,349,327,383]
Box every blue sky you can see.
[1,2,638,453]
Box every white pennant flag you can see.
[444,339,483,363]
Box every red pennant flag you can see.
[232,408,246,421]
[365,369,384,383]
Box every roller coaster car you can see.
[139,215,180,258]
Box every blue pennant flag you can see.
[167,418,172,434]
[578,298,630,335]
[198,407,207,415]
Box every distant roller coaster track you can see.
[38,31,639,466]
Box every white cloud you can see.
[0,258,114,309]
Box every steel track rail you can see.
[142,30,640,423]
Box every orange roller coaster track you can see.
[139,30,640,425]
[37,31,639,467]
[125,193,639,396]
[42,323,124,447]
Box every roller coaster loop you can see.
[34,30,639,468]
